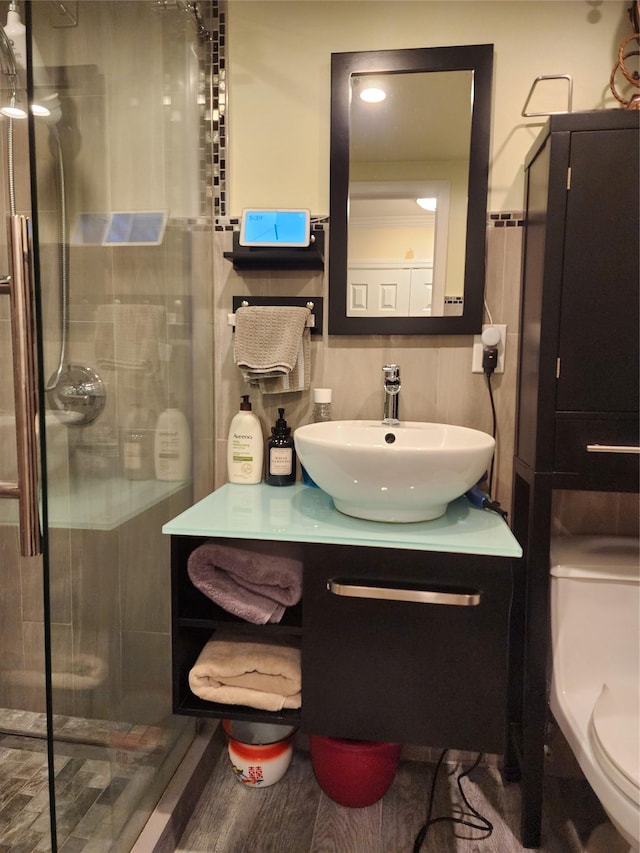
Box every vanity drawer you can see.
[302,544,513,753]
[554,417,640,489]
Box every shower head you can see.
[0,4,61,124]
[0,20,26,118]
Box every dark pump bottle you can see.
[266,408,296,486]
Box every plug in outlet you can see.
[472,324,507,374]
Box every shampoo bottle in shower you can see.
[227,395,263,484]
[266,408,296,486]
[154,405,191,481]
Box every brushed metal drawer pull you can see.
[586,444,640,455]
[327,579,481,607]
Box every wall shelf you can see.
[223,230,324,271]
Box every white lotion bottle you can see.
[154,406,191,481]
[227,395,263,484]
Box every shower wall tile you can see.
[38,528,72,625]
[20,553,47,625]
[121,630,173,726]
[190,228,215,500]
[485,216,524,332]
[120,499,172,635]
[69,247,116,315]
[615,492,640,535]
[0,529,26,673]
[107,9,165,212]
[552,490,639,538]
[69,528,121,720]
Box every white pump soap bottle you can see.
[227,395,264,484]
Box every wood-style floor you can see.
[176,733,621,853]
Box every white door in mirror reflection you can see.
[347,180,449,317]
[347,267,432,317]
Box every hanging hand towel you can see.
[187,541,303,624]
[233,305,310,394]
[188,636,302,711]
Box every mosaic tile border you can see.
[488,211,524,227]
[203,0,226,218]
[215,214,520,233]
[213,216,328,233]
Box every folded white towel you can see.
[189,637,302,711]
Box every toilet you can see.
[549,535,640,852]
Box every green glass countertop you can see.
[163,483,522,557]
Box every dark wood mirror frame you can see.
[328,43,494,335]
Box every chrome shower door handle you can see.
[327,578,481,607]
[0,215,42,556]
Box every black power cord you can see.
[482,346,498,493]
[413,750,494,852]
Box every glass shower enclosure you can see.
[0,1,213,849]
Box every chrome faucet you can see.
[382,364,401,425]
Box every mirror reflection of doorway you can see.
[346,180,449,317]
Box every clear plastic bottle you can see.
[311,388,332,424]
[302,388,332,487]
[122,401,155,480]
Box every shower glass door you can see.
[1,1,212,849]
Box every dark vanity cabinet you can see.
[166,485,521,758]
[303,544,513,753]
[511,111,639,847]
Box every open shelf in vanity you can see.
[164,483,522,753]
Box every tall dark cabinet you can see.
[511,111,639,846]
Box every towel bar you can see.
[228,296,323,334]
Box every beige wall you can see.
[213,0,638,532]
[227,0,632,213]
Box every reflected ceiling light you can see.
[0,90,27,119]
[1,6,61,125]
[360,86,386,103]
[416,197,437,212]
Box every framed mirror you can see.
[328,44,493,335]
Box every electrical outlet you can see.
[472,324,507,374]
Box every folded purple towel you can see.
[187,541,303,624]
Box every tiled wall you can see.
[210,214,639,536]
[212,216,523,514]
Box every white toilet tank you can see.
[550,535,639,698]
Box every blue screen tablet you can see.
[239,209,310,247]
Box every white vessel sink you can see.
[294,420,495,522]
